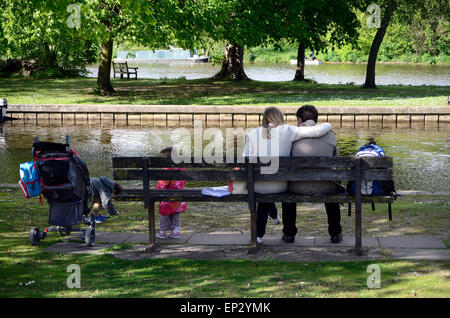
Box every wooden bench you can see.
[112,156,395,255]
[112,61,138,79]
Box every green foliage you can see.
[79,0,157,44]
[246,5,449,65]
[0,0,98,77]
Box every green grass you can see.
[0,232,449,297]
[0,187,449,297]
[1,77,448,106]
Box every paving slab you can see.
[315,236,379,247]
[262,235,315,247]
[45,242,114,255]
[187,233,251,245]
[390,248,450,261]
[125,232,192,244]
[94,231,135,244]
[378,236,446,249]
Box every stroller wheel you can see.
[85,226,95,247]
[29,228,40,246]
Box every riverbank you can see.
[6,104,450,127]
[246,45,450,65]
[1,77,449,107]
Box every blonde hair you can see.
[262,107,285,138]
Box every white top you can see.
[243,123,332,194]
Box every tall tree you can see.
[361,0,397,88]
[80,0,156,94]
[268,0,359,81]
[178,0,283,80]
[359,0,449,88]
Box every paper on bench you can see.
[201,186,231,197]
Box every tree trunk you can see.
[293,42,306,81]
[214,43,248,80]
[363,0,397,89]
[97,37,115,94]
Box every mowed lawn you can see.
[0,188,449,298]
[1,77,449,106]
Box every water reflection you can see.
[1,123,449,191]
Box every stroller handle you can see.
[65,135,70,152]
[32,137,38,157]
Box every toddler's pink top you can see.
[155,168,187,216]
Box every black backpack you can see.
[32,136,93,226]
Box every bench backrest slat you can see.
[112,156,392,169]
[119,62,128,72]
[112,156,393,182]
[114,169,247,181]
[113,167,392,181]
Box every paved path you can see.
[45,231,450,261]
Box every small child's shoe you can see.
[169,231,181,239]
[156,231,167,239]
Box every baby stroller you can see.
[28,135,97,247]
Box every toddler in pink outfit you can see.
[155,147,187,239]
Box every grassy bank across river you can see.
[1,77,449,107]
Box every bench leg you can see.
[144,200,159,253]
[248,205,259,254]
[354,158,363,256]
[355,202,363,256]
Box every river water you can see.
[1,122,449,191]
[87,62,450,86]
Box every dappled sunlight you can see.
[1,78,448,106]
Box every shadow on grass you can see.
[1,77,448,106]
[0,231,449,297]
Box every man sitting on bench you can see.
[283,105,345,244]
